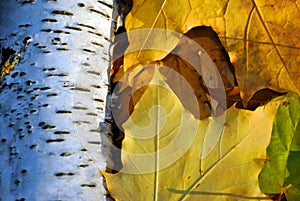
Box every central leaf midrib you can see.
[154,85,160,201]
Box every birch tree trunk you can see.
[0,0,114,200]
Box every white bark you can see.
[0,0,114,200]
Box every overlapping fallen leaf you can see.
[111,27,235,122]
[102,66,284,201]
[123,0,300,103]
[111,27,283,125]
[259,93,300,200]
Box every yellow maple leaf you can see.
[102,66,282,201]
[123,0,300,103]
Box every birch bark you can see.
[0,0,113,200]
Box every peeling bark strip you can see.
[0,0,113,200]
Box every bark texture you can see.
[0,0,113,200]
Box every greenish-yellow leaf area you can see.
[101,67,283,201]
[259,93,300,201]
[124,0,300,102]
